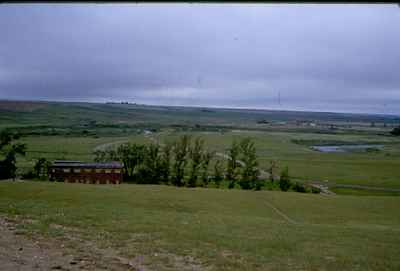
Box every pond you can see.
[311,145,384,153]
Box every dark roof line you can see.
[52,161,123,169]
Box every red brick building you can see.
[49,160,123,184]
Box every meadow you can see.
[16,129,400,190]
[0,181,399,270]
[157,130,400,189]
[2,100,400,196]
[1,100,400,270]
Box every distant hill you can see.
[0,99,398,131]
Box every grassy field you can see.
[0,181,399,270]
[330,187,400,197]
[155,130,400,189]
[2,100,400,190]
[14,129,400,190]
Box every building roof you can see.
[52,160,123,169]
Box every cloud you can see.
[0,4,399,114]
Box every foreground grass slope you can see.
[0,181,399,270]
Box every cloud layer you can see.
[1,4,400,114]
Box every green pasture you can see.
[0,182,399,270]
[156,130,400,189]
[14,129,400,189]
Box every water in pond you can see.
[311,145,384,153]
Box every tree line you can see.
[0,130,317,193]
[92,135,310,192]
[93,135,261,189]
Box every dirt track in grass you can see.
[0,216,134,271]
[0,215,210,271]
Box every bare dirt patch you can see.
[0,216,134,270]
[0,215,211,271]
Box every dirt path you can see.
[0,216,147,271]
[0,215,210,271]
[0,216,105,271]
[307,182,336,196]
[93,140,129,152]
[262,199,297,225]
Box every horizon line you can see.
[1,97,399,117]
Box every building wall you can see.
[49,167,123,184]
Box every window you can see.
[74,169,81,173]
[95,169,102,173]
[63,168,70,173]
[115,169,121,174]
[105,169,111,173]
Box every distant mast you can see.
[278,91,281,109]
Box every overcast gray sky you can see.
[1,4,399,114]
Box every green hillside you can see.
[0,182,399,270]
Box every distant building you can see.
[49,160,123,184]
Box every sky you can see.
[1,4,400,114]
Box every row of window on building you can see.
[64,179,121,184]
[53,168,122,174]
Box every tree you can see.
[116,143,146,180]
[140,143,162,184]
[93,149,108,162]
[238,138,259,190]
[94,148,119,163]
[279,166,291,192]
[172,135,191,187]
[188,137,204,187]
[268,160,278,182]
[33,157,51,180]
[200,150,214,187]
[226,140,240,189]
[0,131,26,180]
[213,160,224,188]
[390,126,400,136]
[160,141,173,184]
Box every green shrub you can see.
[311,186,321,194]
[292,182,307,193]
[21,170,36,180]
[279,166,291,192]
[390,126,400,136]
[264,180,281,191]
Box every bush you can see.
[21,170,36,180]
[254,179,265,191]
[292,182,307,193]
[390,126,400,136]
[311,186,321,194]
[33,157,51,180]
[279,166,291,192]
[264,180,281,191]
[213,160,224,188]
